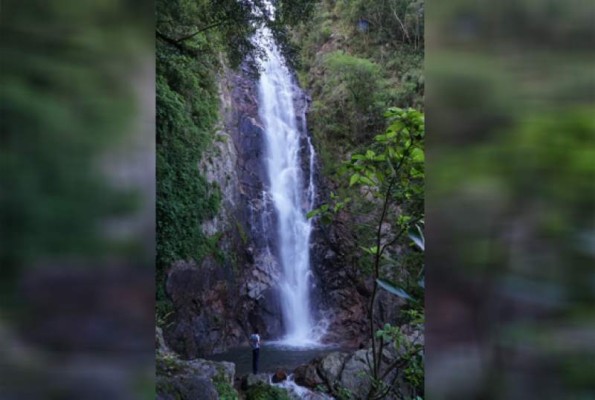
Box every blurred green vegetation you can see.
[426,0,595,398]
[1,1,154,399]
[0,0,152,307]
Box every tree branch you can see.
[156,30,197,54]
[173,20,228,43]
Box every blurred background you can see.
[0,1,155,398]
[425,0,595,398]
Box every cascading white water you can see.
[256,25,319,346]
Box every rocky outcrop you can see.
[309,198,407,347]
[164,258,239,357]
[318,351,350,385]
[293,344,419,400]
[156,334,237,400]
[157,376,218,400]
[242,373,294,400]
[310,211,370,346]
[163,61,287,358]
[242,373,271,389]
[294,362,325,388]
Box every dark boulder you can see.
[272,369,288,383]
[294,361,324,388]
[156,376,218,400]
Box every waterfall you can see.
[256,26,320,346]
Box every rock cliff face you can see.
[156,327,237,400]
[163,59,379,358]
[310,211,370,346]
[293,343,421,400]
[163,62,285,358]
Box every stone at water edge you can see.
[157,375,218,400]
[272,368,288,383]
[242,373,271,390]
[294,362,324,389]
[318,352,350,385]
[337,349,373,399]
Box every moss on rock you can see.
[245,383,291,400]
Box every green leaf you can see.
[360,176,375,186]
[306,209,320,219]
[360,245,378,255]
[377,279,413,300]
[411,147,424,162]
[408,224,425,251]
[349,173,361,186]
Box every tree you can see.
[309,107,425,398]
[337,0,425,48]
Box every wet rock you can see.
[188,359,235,384]
[156,350,236,400]
[338,349,374,399]
[272,369,288,383]
[157,352,235,383]
[243,373,271,389]
[156,375,218,400]
[294,362,324,388]
[309,211,370,346]
[318,352,350,385]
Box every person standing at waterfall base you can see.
[249,328,261,374]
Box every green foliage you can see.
[294,0,424,183]
[344,107,425,224]
[335,385,354,400]
[336,0,424,48]
[325,52,382,110]
[156,352,185,376]
[310,107,425,277]
[156,43,222,263]
[374,318,424,398]
[213,374,239,400]
[156,0,314,69]
[309,51,384,146]
[245,384,291,400]
[156,0,226,319]
[377,278,414,301]
[308,107,425,399]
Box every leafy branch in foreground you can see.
[309,107,425,398]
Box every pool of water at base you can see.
[207,342,351,376]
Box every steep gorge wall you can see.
[163,43,390,355]
[163,62,284,358]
